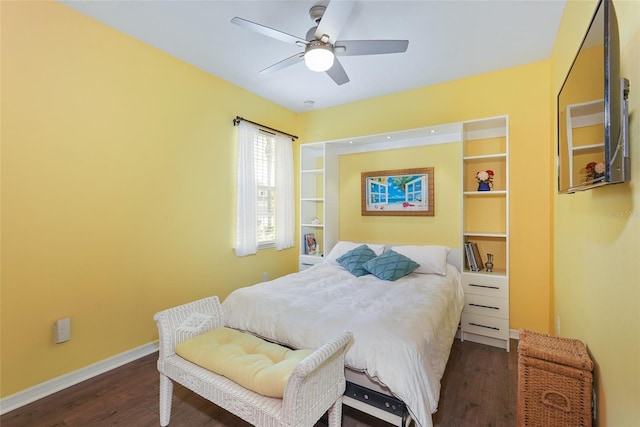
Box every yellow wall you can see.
[338,144,461,247]
[551,0,640,424]
[298,60,553,336]
[2,0,586,412]
[1,1,298,397]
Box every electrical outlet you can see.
[54,317,71,344]
[262,272,268,282]
[556,315,561,335]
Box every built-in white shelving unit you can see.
[299,143,338,270]
[298,122,463,271]
[298,118,511,352]
[460,116,510,351]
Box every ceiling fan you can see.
[231,1,409,85]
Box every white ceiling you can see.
[60,0,567,113]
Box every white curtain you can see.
[235,122,294,256]
[235,121,258,256]
[275,133,294,250]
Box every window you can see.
[405,176,426,205]
[235,121,294,256]
[368,180,388,205]
[254,132,276,245]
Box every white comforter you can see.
[221,262,464,427]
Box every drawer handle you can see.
[469,283,500,290]
[469,303,500,310]
[469,322,500,331]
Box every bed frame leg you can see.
[401,409,413,427]
[159,374,174,426]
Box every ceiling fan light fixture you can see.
[304,41,334,72]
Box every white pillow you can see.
[324,241,385,265]
[390,245,450,275]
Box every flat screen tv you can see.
[557,0,630,194]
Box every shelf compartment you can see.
[463,196,507,234]
[300,169,324,200]
[301,200,323,228]
[300,146,324,170]
[463,135,506,157]
[463,236,507,273]
[463,156,507,192]
[301,225,324,256]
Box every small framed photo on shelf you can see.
[304,233,317,255]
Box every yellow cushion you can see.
[176,327,313,398]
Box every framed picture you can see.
[361,167,434,216]
[304,233,317,255]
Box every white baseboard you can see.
[0,341,158,415]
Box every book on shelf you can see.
[470,242,484,271]
[464,241,484,271]
[464,242,477,271]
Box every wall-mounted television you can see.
[557,0,630,194]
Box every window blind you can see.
[254,132,276,244]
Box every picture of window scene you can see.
[361,168,434,216]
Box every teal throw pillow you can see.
[363,249,419,281]
[336,244,377,277]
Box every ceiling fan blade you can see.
[325,58,350,85]
[315,0,355,44]
[259,53,305,74]
[335,40,409,56]
[231,17,307,46]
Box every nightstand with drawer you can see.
[460,273,510,351]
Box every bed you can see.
[221,242,464,427]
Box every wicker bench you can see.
[153,296,352,427]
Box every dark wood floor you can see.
[1,339,517,427]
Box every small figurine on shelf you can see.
[476,169,494,191]
[582,161,605,183]
[485,253,494,272]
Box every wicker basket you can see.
[517,329,594,427]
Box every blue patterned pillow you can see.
[363,249,420,281]
[336,244,377,277]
